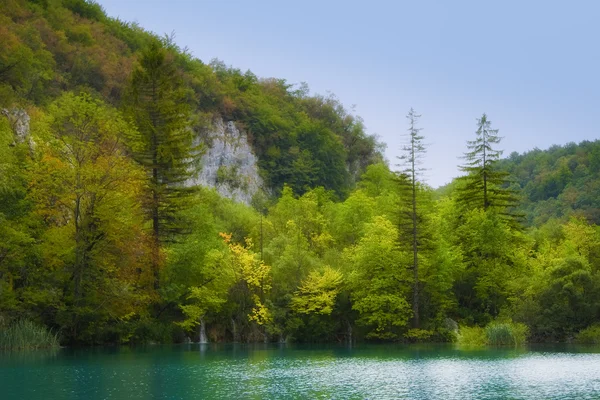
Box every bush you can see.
[457,326,486,347]
[0,320,60,350]
[431,327,458,343]
[457,321,529,347]
[131,319,183,344]
[575,325,600,344]
[404,329,434,343]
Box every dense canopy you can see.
[1,0,600,346]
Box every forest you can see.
[1,0,600,347]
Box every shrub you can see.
[432,327,458,343]
[457,321,529,347]
[457,326,486,347]
[404,329,434,343]
[575,325,600,344]
[0,320,60,350]
[131,319,182,344]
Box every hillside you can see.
[498,141,600,226]
[2,0,600,347]
[0,0,382,199]
[435,140,600,227]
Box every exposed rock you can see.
[444,317,459,333]
[188,117,263,205]
[2,108,35,153]
[2,108,29,143]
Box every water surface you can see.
[1,343,600,399]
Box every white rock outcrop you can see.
[189,117,263,205]
[2,108,35,153]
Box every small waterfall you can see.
[231,318,240,342]
[199,319,208,344]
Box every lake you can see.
[1,344,600,399]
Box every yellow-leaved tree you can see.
[179,232,272,341]
[291,266,343,315]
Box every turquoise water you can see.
[1,344,600,399]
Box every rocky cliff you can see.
[1,108,35,153]
[188,117,263,205]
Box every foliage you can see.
[0,320,59,350]
[1,0,600,346]
[291,266,343,315]
[451,209,525,324]
[497,140,600,225]
[457,326,486,347]
[456,114,521,227]
[1,0,381,198]
[396,108,427,328]
[457,321,527,347]
[404,329,434,343]
[575,325,600,344]
[124,39,198,289]
[346,216,412,339]
[509,218,600,342]
[485,321,528,346]
[27,92,151,344]
[222,233,272,326]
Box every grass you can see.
[457,321,528,347]
[0,320,60,350]
[485,321,528,346]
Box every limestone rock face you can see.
[188,117,263,205]
[2,108,30,143]
[2,108,35,153]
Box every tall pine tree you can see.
[125,39,198,289]
[397,108,427,328]
[457,113,520,225]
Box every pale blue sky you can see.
[99,0,599,187]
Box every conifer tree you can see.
[452,114,523,324]
[125,39,198,289]
[457,113,520,225]
[397,108,427,328]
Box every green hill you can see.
[2,0,600,346]
[497,141,600,226]
[0,0,381,198]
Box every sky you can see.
[98,0,600,187]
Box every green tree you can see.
[452,208,526,324]
[512,218,600,341]
[397,108,427,328]
[345,216,411,339]
[221,233,272,341]
[291,266,343,316]
[457,114,520,225]
[125,39,197,289]
[29,92,150,342]
[0,110,39,320]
